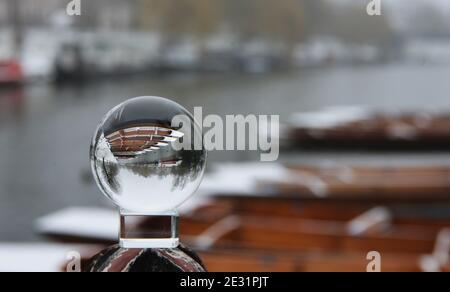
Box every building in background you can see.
[1,0,450,81]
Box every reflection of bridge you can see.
[105,125,184,159]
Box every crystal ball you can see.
[90,96,206,213]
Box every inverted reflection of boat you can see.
[105,125,183,159]
[0,60,23,85]
[288,107,450,150]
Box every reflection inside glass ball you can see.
[91,96,206,214]
[106,125,183,160]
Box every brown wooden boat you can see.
[45,197,450,272]
[175,197,450,271]
[180,207,444,254]
[41,163,450,271]
[254,164,450,202]
[197,249,426,272]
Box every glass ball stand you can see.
[119,210,180,248]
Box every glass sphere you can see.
[90,96,206,214]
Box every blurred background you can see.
[2,0,450,271]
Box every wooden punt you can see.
[289,110,450,150]
[254,164,450,202]
[197,249,427,272]
[180,213,441,254]
[174,193,450,271]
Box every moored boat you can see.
[0,59,23,85]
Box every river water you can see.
[1,63,450,241]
